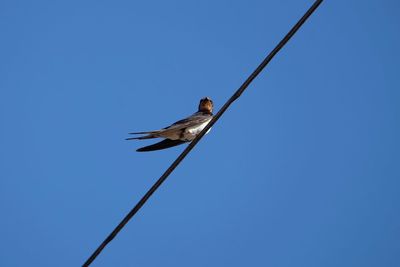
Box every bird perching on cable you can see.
[127,97,214,152]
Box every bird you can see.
[127,97,214,152]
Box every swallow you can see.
[127,97,214,152]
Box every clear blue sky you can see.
[1,0,399,266]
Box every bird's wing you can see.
[136,139,186,152]
[127,112,212,140]
[163,113,212,131]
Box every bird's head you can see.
[198,97,214,114]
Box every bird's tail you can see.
[126,131,160,140]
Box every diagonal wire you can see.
[83,0,323,266]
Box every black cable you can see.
[83,0,323,265]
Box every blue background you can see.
[1,0,399,266]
